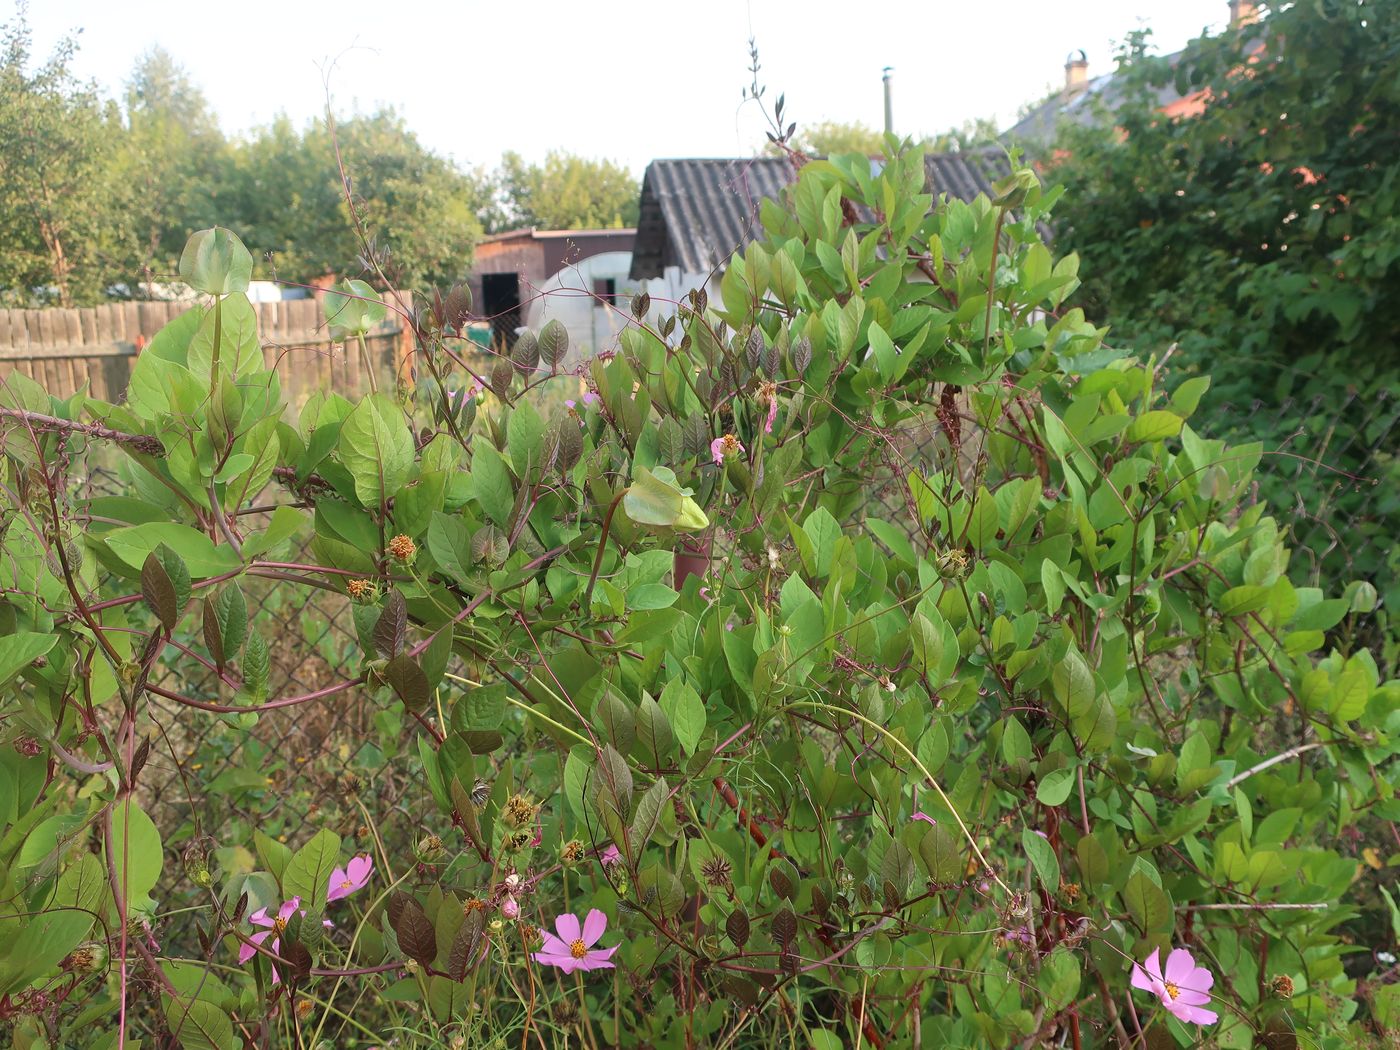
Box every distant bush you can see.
[1046,1,1400,635]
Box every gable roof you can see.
[629,150,1008,281]
[1004,52,1200,146]
[1004,35,1267,146]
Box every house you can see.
[469,227,638,351]
[628,151,1008,302]
[1004,0,1263,147]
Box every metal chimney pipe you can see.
[882,67,894,136]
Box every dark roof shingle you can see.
[630,151,1007,281]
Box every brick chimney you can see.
[1064,50,1089,98]
[1229,0,1259,27]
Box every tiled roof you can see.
[629,150,1008,280]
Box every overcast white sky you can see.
[17,0,1230,174]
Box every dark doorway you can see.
[481,273,521,346]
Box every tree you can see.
[0,5,125,306]
[772,116,1000,158]
[484,150,639,231]
[117,48,230,285]
[1048,0,1400,613]
[226,110,482,290]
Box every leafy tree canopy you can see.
[1046,0,1400,614]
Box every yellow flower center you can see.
[570,939,588,959]
[1165,981,1180,1000]
[273,917,288,934]
[340,879,353,889]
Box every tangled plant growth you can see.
[0,146,1398,1049]
[1046,0,1400,632]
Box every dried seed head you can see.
[387,534,418,565]
[503,793,539,829]
[700,855,733,890]
[346,578,378,604]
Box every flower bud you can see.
[501,896,520,920]
[1271,974,1294,999]
[935,549,969,580]
[415,834,446,864]
[183,839,213,888]
[387,534,418,565]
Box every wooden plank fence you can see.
[0,294,415,406]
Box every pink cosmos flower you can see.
[239,897,302,983]
[1131,947,1218,1025]
[598,844,621,866]
[710,434,744,465]
[533,909,618,974]
[765,397,778,434]
[327,855,373,902]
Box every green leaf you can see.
[254,830,293,885]
[1051,648,1094,714]
[966,487,999,550]
[209,584,248,662]
[164,997,236,1050]
[660,679,706,756]
[108,798,162,909]
[187,293,263,381]
[104,524,241,578]
[868,321,897,382]
[1035,769,1076,807]
[539,319,570,366]
[624,467,708,530]
[179,227,252,295]
[385,654,432,713]
[589,744,634,829]
[240,632,269,704]
[0,632,58,689]
[141,544,191,630]
[563,747,592,823]
[0,908,93,997]
[1021,828,1060,891]
[1038,947,1081,1012]
[283,829,342,912]
[627,583,679,610]
[324,279,387,337]
[428,512,475,585]
[916,822,963,883]
[629,778,669,852]
[471,443,515,528]
[1124,410,1183,443]
[339,394,414,507]
[1123,871,1172,933]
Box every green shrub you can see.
[0,148,1396,1048]
[1045,1,1400,635]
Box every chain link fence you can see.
[74,466,433,970]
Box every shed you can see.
[629,151,1008,292]
[470,228,635,345]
